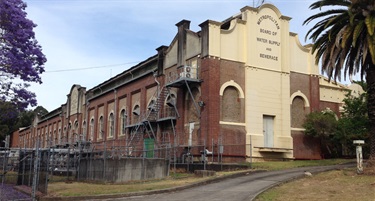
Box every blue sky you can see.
[24,0,323,111]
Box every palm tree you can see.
[304,0,375,163]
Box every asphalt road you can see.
[87,163,354,201]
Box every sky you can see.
[23,0,328,112]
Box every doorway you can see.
[263,115,274,147]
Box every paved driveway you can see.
[87,163,353,201]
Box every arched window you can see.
[98,116,104,139]
[108,113,114,138]
[120,109,127,136]
[74,121,79,142]
[63,126,67,144]
[49,131,52,147]
[222,86,241,122]
[165,93,177,117]
[166,94,176,107]
[58,128,61,144]
[82,121,87,141]
[89,118,94,141]
[291,96,306,128]
[53,130,57,146]
[133,105,140,115]
[186,87,200,122]
[147,99,156,111]
[68,123,72,143]
[132,105,140,124]
[43,128,49,148]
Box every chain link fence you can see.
[0,147,33,201]
[0,137,251,200]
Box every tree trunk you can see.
[366,67,375,164]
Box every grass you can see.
[255,168,375,201]
[3,171,18,184]
[47,174,214,197]
[46,159,355,197]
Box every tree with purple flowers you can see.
[0,0,46,112]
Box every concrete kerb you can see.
[248,163,356,201]
[39,169,265,201]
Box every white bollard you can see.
[353,140,365,174]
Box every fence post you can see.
[32,140,40,201]
[28,150,32,186]
[90,146,93,181]
[67,147,70,181]
[50,147,54,182]
[22,149,26,185]
[103,142,106,181]
[212,138,214,163]
[249,135,252,165]
[203,139,206,170]
[45,147,51,193]
[173,133,176,176]
[77,143,81,181]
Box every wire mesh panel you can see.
[0,148,32,201]
[17,148,50,194]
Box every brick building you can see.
[12,4,360,161]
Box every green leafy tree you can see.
[303,110,339,157]
[336,83,369,157]
[304,0,375,162]
[0,101,18,143]
[15,106,47,128]
[0,103,48,146]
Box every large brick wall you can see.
[290,72,322,159]
[200,57,221,148]
[292,131,322,159]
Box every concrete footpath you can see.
[39,163,355,201]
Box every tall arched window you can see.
[120,109,127,136]
[53,130,57,146]
[45,131,48,148]
[74,121,79,142]
[82,121,87,141]
[58,128,61,144]
[291,96,306,128]
[186,87,200,122]
[165,94,177,117]
[98,116,104,139]
[49,131,52,147]
[68,123,72,144]
[63,126,67,144]
[132,105,140,124]
[108,113,114,138]
[90,118,94,141]
[222,86,241,122]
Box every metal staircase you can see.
[126,122,144,155]
[126,85,173,156]
[146,86,170,121]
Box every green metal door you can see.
[144,138,155,158]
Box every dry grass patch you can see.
[255,168,375,201]
[47,171,248,197]
[48,178,204,197]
